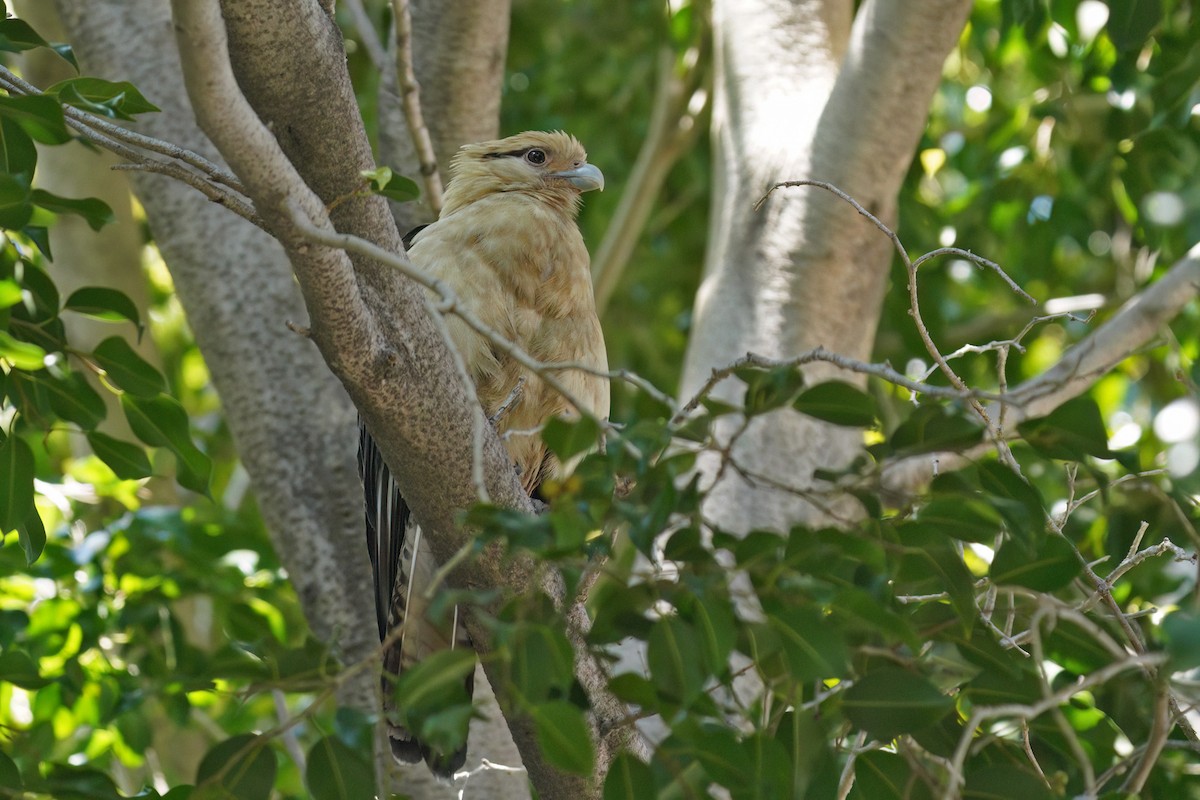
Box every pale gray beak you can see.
[553,162,604,192]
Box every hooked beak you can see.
[553,162,604,192]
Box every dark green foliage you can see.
[2,3,1199,799]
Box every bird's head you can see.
[442,131,604,216]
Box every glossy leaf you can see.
[737,364,806,415]
[361,166,420,202]
[887,403,985,456]
[0,171,33,230]
[647,617,706,704]
[0,330,45,370]
[0,17,49,52]
[1017,396,1112,461]
[0,433,34,532]
[92,337,162,396]
[990,534,1079,591]
[41,371,106,430]
[31,189,114,231]
[121,393,211,494]
[65,288,144,332]
[87,431,153,480]
[793,380,878,427]
[0,94,71,144]
[44,77,161,120]
[0,117,36,176]
[842,668,953,740]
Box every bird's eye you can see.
[525,149,547,165]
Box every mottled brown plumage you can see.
[359,131,608,778]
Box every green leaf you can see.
[93,337,163,396]
[842,668,953,740]
[532,701,595,776]
[1105,0,1163,52]
[0,94,71,144]
[0,117,37,176]
[0,171,33,230]
[17,505,45,564]
[44,77,160,120]
[1161,611,1200,671]
[990,534,1079,591]
[962,765,1055,799]
[603,752,656,800]
[0,330,45,370]
[0,648,51,689]
[65,288,144,333]
[647,617,706,704]
[0,751,21,791]
[887,403,985,456]
[31,189,114,231]
[977,460,1045,551]
[41,371,106,430]
[87,432,153,480]
[305,734,375,800]
[607,672,659,709]
[0,18,49,52]
[392,648,476,714]
[542,414,602,461]
[767,607,849,681]
[362,166,420,202]
[0,19,74,67]
[0,434,34,532]
[910,496,1003,543]
[194,734,275,800]
[1017,396,1112,461]
[851,751,930,800]
[121,394,211,494]
[510,623,575,703]
[794,381,878,427]
[0,279,21,309]
[738,364,806,415]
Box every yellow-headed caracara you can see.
[358,131,609,777]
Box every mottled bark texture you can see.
[174,1,631,796]
[50,0,379,707]
[681,0,973,532]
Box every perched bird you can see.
[359,131,609,777]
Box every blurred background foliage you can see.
[1,0,1199,797]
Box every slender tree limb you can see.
[390,0,444,216]
[342,0,389,74]
[880,243,1200,496]
[592,44,708,313]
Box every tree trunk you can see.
[681,0,972,532]
[52,0,377,704]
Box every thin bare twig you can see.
[390,0,443,216]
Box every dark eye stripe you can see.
[483,147,543,160]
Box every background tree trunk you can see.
[681,0,973,532]
[48,1,527,795]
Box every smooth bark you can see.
[681,0,973,532]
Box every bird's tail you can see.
[360,423,474,780]
[382,521,475,778]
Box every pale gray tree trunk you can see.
[681,0,973,532]
[45,1,527,796]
